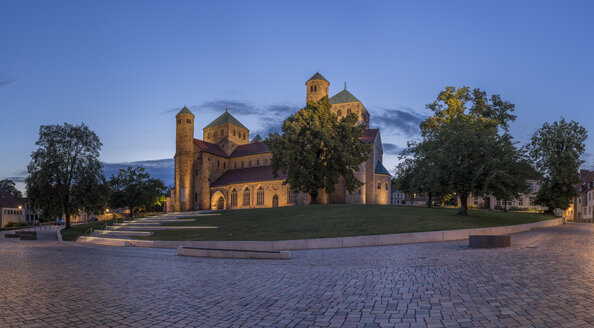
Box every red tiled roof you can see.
[0,189,20,208]
[361,128,378,143]
[211,166,288,187]
[193,139,228,157]
[230,142,270,158]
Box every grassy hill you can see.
[136,205,555,241]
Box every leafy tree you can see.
[527,118,587,211]
[26,123,107,228]
[410,86,518,215]
[109,166,167,216]
[266,97,371,202]
[487,135,538,211]
[0,179,23,200]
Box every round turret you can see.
[306,72,330,103]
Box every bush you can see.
[5,222,27,227]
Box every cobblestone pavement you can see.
[0,223,592,328]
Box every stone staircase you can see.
[82,212,219,246]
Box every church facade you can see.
[172,73,391,211]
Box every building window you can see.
[519,197,524,206]
[385,183,388,190]
[496,199,501,206]
[288,189,296,204]
[233,130,236,137]
[310,86,313,92]
[231,189,237,207]
[217,160,220,168]
[187,119,191,124]
[241,161,244,168]
[177,119,181,124]
[377,182,381,189]
[337,110,342,117]
[234,163,237,169]
[195,169,198,176]
[223,162,226,169]
[243,187,250,206]
[314,85,317,92]
[194,193,197,202]
[347,108,352,115]
[249,161,252,167]
[256,160,260,166]
[257,187,264,205]
[214,132,217,137]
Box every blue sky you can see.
[1,0,593,190]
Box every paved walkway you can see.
[0,223,592,327]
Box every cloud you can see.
[0,78,17,89]
[373,107,426,136]
[163,100,298,117]
[382,142,404,155]
[2,176,26,183]
[103,159,174,187]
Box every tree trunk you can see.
[65,212,71,229]
[458,193,468,215]
[427,192,432,208]
[504,200,508,212]
[309,192,317,204]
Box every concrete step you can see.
[93,230,153,237]
[114,222,162,226]
[105,225,218,231]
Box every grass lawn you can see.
[60,218,136,241]
[134,205,556,241]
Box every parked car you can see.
[88,217,98,222]
[55,218,64,225]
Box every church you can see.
[172,73,391,211]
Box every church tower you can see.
[174,106,194,212]
[306,72,330,103]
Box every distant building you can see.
[172,72,392,211]
[465,180,547,212]
[391,190,406,205]
[571,169,594,222]
[391,190,429,206]
[0,190,24,227]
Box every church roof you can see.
[193,139,228,157]
[204,111,248,130]
[375,161,391,176]
[211,166,288,187]
[251,134,263,143]
[330,88,361,104]
[307,72,329,83]
[0,189,20,208]
[177,106,194,116]
[230,142,270,158]
[361,129,378,143]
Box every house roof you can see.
[375,161,391,176]
[193,139,228,157]
[230,142,270,158]
[177,106,194,116]
[204,111,248,130]
[307,72,329,83]
[0,189,20,208]
[211,166,288,187]
[330,88,360,104]
[251,134,263,143]
[361,129,378,143]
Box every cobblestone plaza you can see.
[0,224,592,327]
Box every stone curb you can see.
[77,218,563,250]
[177,246,291,259]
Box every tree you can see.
[487,136,538,211]
[109,166,167,217]
[26,123,107,228]
[527,118,587,212]
[266,97,371,202]
[411,86,518,215]
[0,179,23,200]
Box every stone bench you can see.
[177,246,291,259]
[469,235,510,248]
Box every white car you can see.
[55,218,64,225]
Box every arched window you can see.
[234,162,237,169]
[256,186,264,205]
[217,160,220,168]
[347,108,352,115]
[337,110,342,117]
[385,183,388,190]
[231,189,238,206]
[233,130,236,137]
[377,182,381,189]
[256,159,260,166]
[241,161,244,168]
[243,187,250,206]
[310,86,313,92]
[223,162,226,169]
